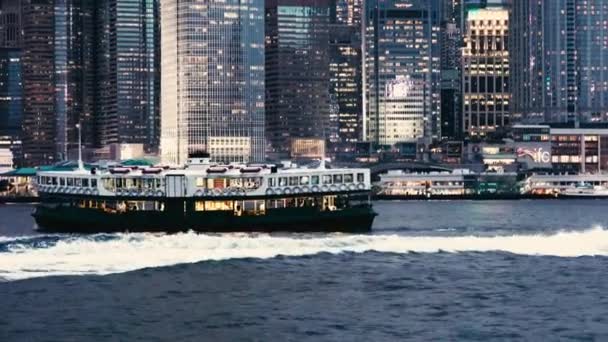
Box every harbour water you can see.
[2,200,608,340]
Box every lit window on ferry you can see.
[196,177,205,187]
[322,175,332,185]
[357,173,364,182]
[300,176,309,185]
[279,177,288,186]
[344,174,353,183]
[269,178,276,187]
[75,178,82,187]
[333,175,343,184]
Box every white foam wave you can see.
[2,228,608,281]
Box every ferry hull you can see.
[32,205,376,234]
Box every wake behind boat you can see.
[32,154,376,233]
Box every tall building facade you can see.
[329,0,363,149]
[511,0,608,124]
[21,0,56,165]
[266,0,332,158]
[440,0,462,140]
[363,0,442,147]
[161,0,265,164]
[97,0,160,151]
[462,6,510,136]
[510,0,577,124]
[21,0,96,166]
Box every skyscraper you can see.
[160,0,265,165]
[97,0,160,151]
[21,0,56,165]
[0,0,22,141]
[510,0,577,123]
[439,0,462,140]
[462,5,510,136]
[329,0,363,149]
[265,0,332,159]
[363,0,442,147]
[21,0,96,166]
[0,0,21,48]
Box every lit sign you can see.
[517,147,551,164]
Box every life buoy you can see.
[284,188,292,195]
[301,186,309,193]
[293,187,301,194]
[311,185,320,192]
[330,185,338,192]
[266,189,274,196]
[84,189,91,195]
[92,189,99,196]
[357,183,365,190]
[195,190,203,197]
[213,188,222,196]
[348,184,356,191]
[339,184,347,191]
[321,185,329,192]
[274,188,283,195]
[156,190,164,197]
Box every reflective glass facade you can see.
[0,48,21,137]
[462,7,510,136]
[364,0,442,146]
[97,0,159,151]
[161,0,265,165]
[265,0,332,158]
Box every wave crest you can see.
[1,227,608,281]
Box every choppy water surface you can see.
[2,200,608,341]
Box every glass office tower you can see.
[97,0,160,151]
[161,0,265,164]
[363,0,442,146]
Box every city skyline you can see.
[2,0,608,167]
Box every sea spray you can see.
[1,227,608,281]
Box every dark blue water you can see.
[2,200,608,341]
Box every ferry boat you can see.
[560,183,608,198]
[522,173,608,197]
[32,154,376,233]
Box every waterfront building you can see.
[462,5,510,136]
[265,0,332,159]
[363,0,442,147]
[160,0,265,165]
[96,0,160,152]
[510,0,608,124]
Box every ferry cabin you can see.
[33,160,375,232]
[377,170,476,197]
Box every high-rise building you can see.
[265,0,332,159]
[21,0,96,166]
[160,0,265,165]
[440,0,462,140]
[97,0,160,152]
[511,0,608,124]
[510,0,577,124]
[21,0,55,165]
[329,0,363,150]
[363,0,442,147]
[0,0,23,166]
[462,6,510,136]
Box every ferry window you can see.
[156,179,162,189]
[279,177,288,186]
[230,178,243,188]
[333,175,343,184]
[82,179,89,187]
[289,177,298,186]
[196,177,205,187]
[67,178,74,187]
[322,175,332,185]
[52,177,57,185]
[195,201,205,211]
[60,178,66,186]
[311,176,319,185]
[269,178,276,187]
[204,201,233,211]
[91,179,97,188]
[357,173,365,182]
[344,174,353,183]
[75,178,82,187]
[126,178,134,189]
[300,176,309,185]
